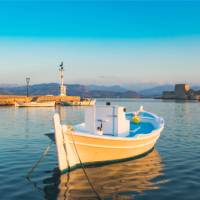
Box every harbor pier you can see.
[0,95,80,106]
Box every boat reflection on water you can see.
[43,149,164,200]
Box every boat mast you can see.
[59,62,67,96]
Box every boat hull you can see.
[61,99,96,106]
[15,101,55,107]
[53,114,163,173]
[65,132,160,171]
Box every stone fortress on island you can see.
[162,84,200,100]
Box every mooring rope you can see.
[26,141,53,179]
[67,125,102,200]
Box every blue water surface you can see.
[0,99,200,200]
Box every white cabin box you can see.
[84,105,130,136]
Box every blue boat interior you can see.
[129,122,154,137]
[51,111,163,139]
[126,112,159,137]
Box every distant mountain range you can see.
[0,83,139,98]
[87,85,127,93]
[0,83,199,98]
[139,85,175,97]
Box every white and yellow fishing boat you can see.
[53,103,164,174]
[15,101,56,107]
[60,98,96,106]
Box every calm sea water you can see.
[0,99,200,200]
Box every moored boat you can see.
[60,98,96,106]
[53,103,164,173]
[15,101,56,107]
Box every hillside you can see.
[139,85,174,97]
[2,83,198,98]
[0,83,139,98]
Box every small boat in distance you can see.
[53,103,164,173]
[60,98,96,106]
[15,101,56,107]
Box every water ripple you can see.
[0,100,200,199]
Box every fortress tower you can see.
[175,84,189,100]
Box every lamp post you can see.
[26,77,30,97]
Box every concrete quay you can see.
[0,95,80,106]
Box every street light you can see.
[26,77,30,97]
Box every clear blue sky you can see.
[0,0,200,85]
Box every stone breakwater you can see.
[0,95,80,106]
